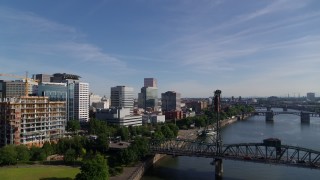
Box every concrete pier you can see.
[301,112,310,123]
[215,158,223,179]
[283,106,288,112]
[266,111,274,121]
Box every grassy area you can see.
[0,166,80,180]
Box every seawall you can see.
[220,114,252,127]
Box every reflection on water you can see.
[143,112,320,180]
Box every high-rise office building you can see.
[138,78,158,112]
[138,86,158,111]
[33,74,52,83]
[74,82,89,122]
[51,73,80,83]
[307,92,315,101]
[50,73,88,122]
[110,86,134,111]
[144,78,157,87]
[5,80,38,98]
[161,91,181,111]
[0,80,6,101]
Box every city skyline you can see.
[1,0,320,97]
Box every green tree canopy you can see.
[161,125,175,139]
[66,119,81,134]
[15,145,30,162]
[117,127,130,141]
[30,146,46,161]
[64,148,77,164]
[75,154,109,180]
[42,141,54,157]
[0,145,18,165]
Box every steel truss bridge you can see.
[254,111,320,117]
[149,138,320,170]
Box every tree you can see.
[131,137,149,159]
[67,119,81,134]
[72,135,85,158]
[88,119,108,135]
[117,127,129,141]
[30,146,46,161]
[42,142,54,157]
[128,126,137,137]
[15,145,30,162]
[96,133,109,154]
[119,148,137,165]
[64,148,77,164]
[75,154,109,180]
[153,131,165,141]
[56,138,72,154]
[0,145,17,165]
[167,123,179,137]
[161,125,175,139]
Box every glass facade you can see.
[67,83,75,121]
[38,83,67,101]
[37,82,75,121]
[138,87,158,111]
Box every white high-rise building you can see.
[74,82,89,122]
[110,86,134,112]
[89,93,102,106]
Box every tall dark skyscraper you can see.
[139,78,158,111]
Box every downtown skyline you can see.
[0,0,320,98]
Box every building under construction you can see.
[0,96,66,147]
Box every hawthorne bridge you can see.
[254,106,320,122]
[149,138,320,169]
[149,91,320,178]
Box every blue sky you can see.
[0,0,319,98]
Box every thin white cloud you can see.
[161,0,310,49]
[234,0,308,23]
[0,6,132,73]
[55,42,125,65]
[162,1,320,74]
[0,6,77,34]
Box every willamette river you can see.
[142,108,320,180]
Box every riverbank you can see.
[110,154,165,180]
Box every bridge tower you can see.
[214,90,223,178]
[266,111,274,121]
[301,112,310,123]
[267,106,272,111]
[283,105,288,112]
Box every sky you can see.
[0,0,320,98]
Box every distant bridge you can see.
[255,111,320,117]
[254,110,320,122]
[149,138,320,170]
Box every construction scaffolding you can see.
[0,96,66,147]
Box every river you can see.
[142,108,320,180]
